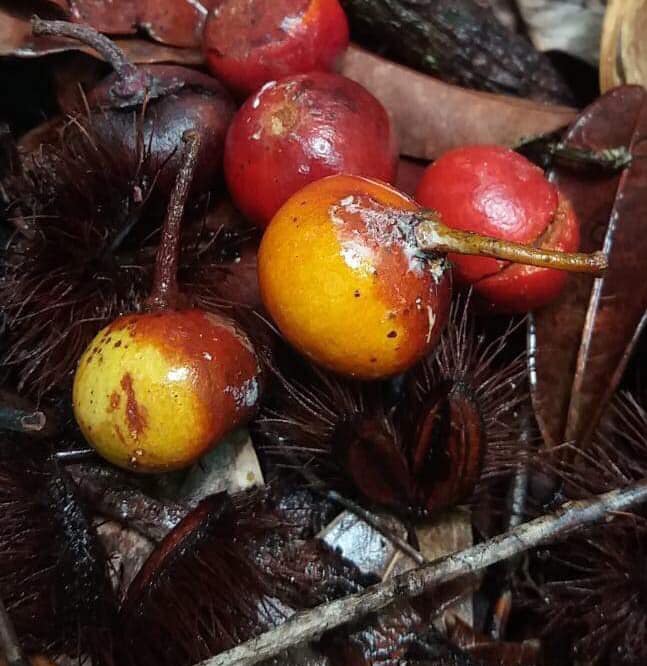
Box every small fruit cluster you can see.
[28,1,604,476]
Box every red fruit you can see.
[225,72,398,227]
[204,0,349,96]
[415,145,580,312]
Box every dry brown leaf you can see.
[600,0,647,92]
[0,4,203,63]
[340,46,577,160]
[43,0,215,47]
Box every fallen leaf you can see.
[447,616,541,666]
[600,0,647,92]
[528,86,647,447]
[340,46,577,160]
[43,0,215,47]
[0,3,203,63]
[62,0,138,34]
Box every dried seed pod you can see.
[407,297,528,514]
[256,297,528,517]
[0,439,117,662]
[117,488,373,666]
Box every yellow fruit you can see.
[258,174,451,378]
[73,309,261,472]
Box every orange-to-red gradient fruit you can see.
[258,175,452,379]
[73,310,261,473]
[204,0,349,96]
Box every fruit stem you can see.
[147,130,200,312]
[414,210,607,275]
[31,17,151,105]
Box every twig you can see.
[198,479,647,666]
[0,595,28,666]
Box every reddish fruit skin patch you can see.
[120,373,148,438]
[415,145,580,313]
[225,71,398,227]
[204,0,349,96]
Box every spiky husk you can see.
[0,115,250,399]
[255,296,530,518]
[0,438,117,662]
[410,296,530,505]
[117,488,372,666]
[519,394,647,665]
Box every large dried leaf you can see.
[340,46,577,160]
[44,0,214,47]
[529,86,647,447]
[600,0,647,92]
[0,2,205,59]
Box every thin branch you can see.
[199,479,647,666]
[0,595,28,666]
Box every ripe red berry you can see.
[204,0,349,96]
[225,72,399,227]
[415,145,580,312]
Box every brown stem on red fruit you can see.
[31,18,152,105]
[146,130,201,312]
[199,479,647,666]
[414,210,608,275]
[0,596,29,666]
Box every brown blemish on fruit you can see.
[108,391,121,412]
[120,372,148,438]
[114,424,127,446]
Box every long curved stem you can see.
[31,18,151,104]
[414,210,607,275]
[146,130,201,312]
[32,17,132,76]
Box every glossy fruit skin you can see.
[73,310,261,473]
[415,144,580,313]
[258,175,452,379]
[86,65,236,201]
[225,72,399,228]
[203,0,349,96]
